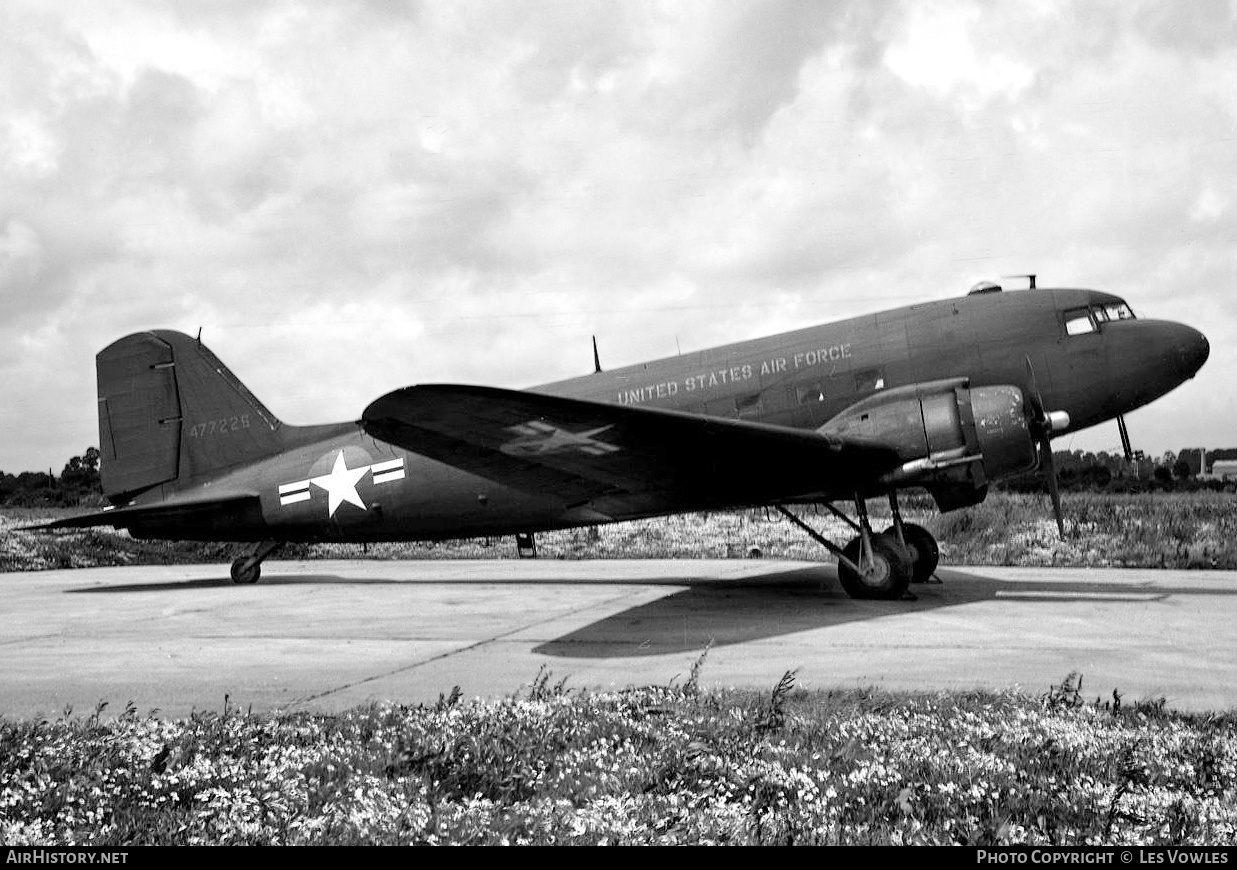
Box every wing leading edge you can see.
[362,385,902,518]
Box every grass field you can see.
[2,670,1234,846]
[5,491,1237,571]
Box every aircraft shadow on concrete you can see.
[60,567,822,594]
[66,575,369,593]
[64,565,843,595]
[532,566,1237,658]
[62,562,1237,658]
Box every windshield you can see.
[1063,300,1136,336]
[1094,301,1136,322]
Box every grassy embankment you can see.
[2,669,1235,846]
[4,491,1237,571]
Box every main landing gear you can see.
[775,492,940,601]
[230,541,283,584]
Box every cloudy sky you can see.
[2,0,1234,475]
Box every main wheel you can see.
[883,523,940,584]
[838,534,913,600]
[230,557,261,585]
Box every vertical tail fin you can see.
[97,330,285,502]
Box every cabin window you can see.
[1064,308,1096,336]
[796,382,826,404]
[736,392,763,418]
[854,368,886,392]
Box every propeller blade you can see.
[1024,356,1046,423]
[1026,356,1067,538]
[1041,441,1066,537]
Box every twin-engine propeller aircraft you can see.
[37,279,1208,600]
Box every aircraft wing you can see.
[362,385,902,516]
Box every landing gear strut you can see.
[836,493,912,600]
[775,491,940,600]
[230,541,283,585]
[883,493,940,585]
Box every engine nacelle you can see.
[818,378,1039,497]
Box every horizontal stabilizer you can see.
[27,493,261,538]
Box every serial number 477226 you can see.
[187,415,250,438]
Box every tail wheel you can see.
[230,558,261,585]
[884,523,940,584]
[838,534,912,600]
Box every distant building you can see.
[1211,460,1237,482]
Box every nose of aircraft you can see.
[1193,329,1209,373]
[1175,324,1209,379]
[1116,320,1210,421]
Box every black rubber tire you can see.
[883,523,940,584]
[838,534,913,600]
[230,558,260,585]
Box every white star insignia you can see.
[277,455,407,514]
[310,450,369,517]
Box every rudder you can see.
[97,331,285,502]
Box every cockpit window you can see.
[1064,308,1096,336]
[1064,301,1136,336]
[1095,302,1136,322]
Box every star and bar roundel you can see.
[277,450,406,517]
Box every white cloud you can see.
[0,220,43,310]
[1,0,1234,472]
[1,114,60,177]
[1190,186,1229,225]
[884,2,1036,108]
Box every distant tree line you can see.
[1001,448,1237,495]
[1,447,104,507]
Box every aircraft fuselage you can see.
[117,286,1209,544]
[543,287,1206,438]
